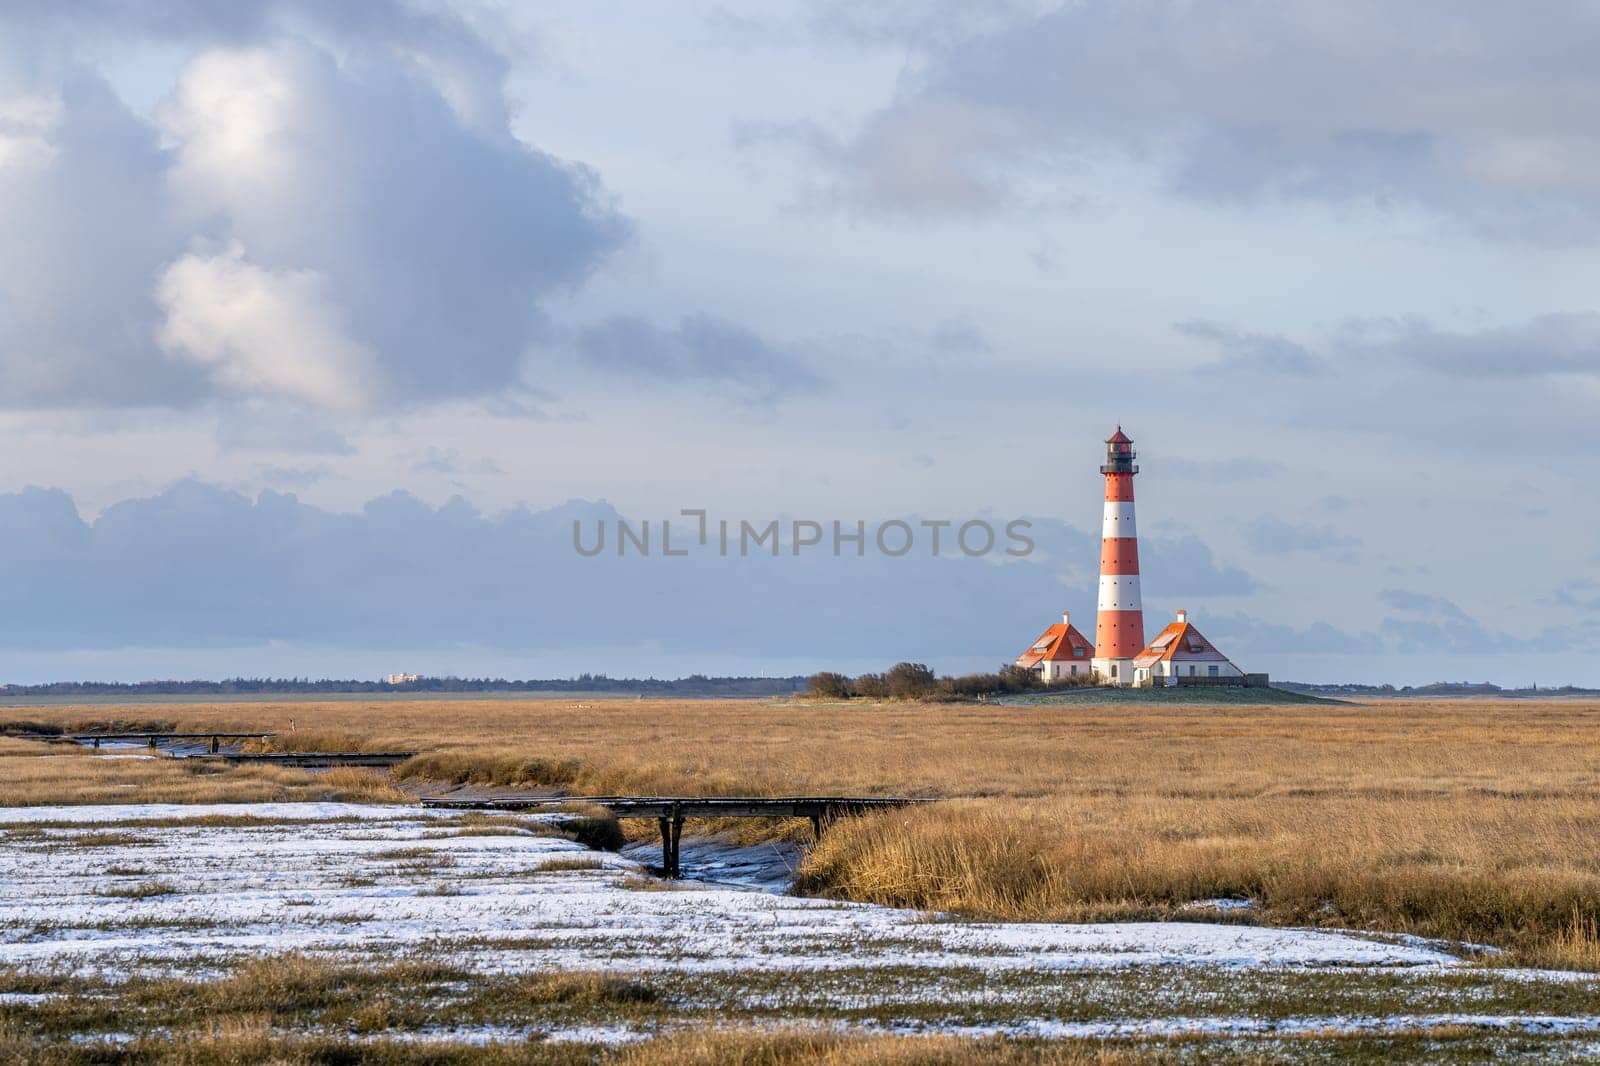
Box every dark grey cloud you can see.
[1242,516,1361,560]
[0,4,626,412]
[1177,320,1325,377]
[575,314,822,401]
[797,1,1600,236]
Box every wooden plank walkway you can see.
[420,794,937,877]
[188,751,418,768]
[13,732,276,752]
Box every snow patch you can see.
[0,802,1463,980]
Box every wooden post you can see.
[658,817,673,877]
[669,814,684,878]
[810,814,824,842]
[148,735,156,750]
[92,737,100,750]
[210,735,219,754]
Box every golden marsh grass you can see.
[5,696,1600,961]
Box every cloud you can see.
[928,317,991,357]
[1025,516,1261,599]
[0,12,627,412]
[0,73,196,408]
[796,1,1600,236]
[157,243,380,412]
[1548,578,1600,613]
[1142,533,1260,596]
[0,483,1259,665]
[1339,313,1600,379]
[749,96,1037,217]
[575,313,822,401]
[214,403,356,456]
[1154,312,1600,443]
[408,447,504,477]
[250,464,334,490]
[1379,588,1513,654]
[1193,612,1382,656]
[1242,516,1361,560]
[1177,320,1326,377]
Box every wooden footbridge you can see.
[421,794,936,877]
[13,732,416,766]
[189,751,417,768]
[23,731,276,753]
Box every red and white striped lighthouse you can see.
[1092,426,1145,684]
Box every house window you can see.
[1074,647,1085,656]
[1110,664,1118,679]
[1188,664,1196,676]
[1070,665,1078,675]
[1208,664,1219,677]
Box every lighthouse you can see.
[1092,426,1145,684]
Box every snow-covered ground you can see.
[0,801,1453,975]
[2,802,1594,1046]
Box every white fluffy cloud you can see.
[0,14,626,412]
[157,243,380,412]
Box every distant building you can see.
[384,673,420,685]
[1131,610,1244,687]
[1015,611,1096,681]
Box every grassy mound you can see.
[992,685,1338,706]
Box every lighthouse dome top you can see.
[1101,426,1138,474]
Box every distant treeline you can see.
[1276,681,1600,698]
[0,674,808,697]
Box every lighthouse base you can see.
[1091,658,1136,686]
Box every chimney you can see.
[1176,609,1188,623]
[1061,610,1071,626]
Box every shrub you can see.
[806,672,854,699]
[852,673,887,699]
[885,662,938,699]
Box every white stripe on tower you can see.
[1100,501,1137,540]
[1096,574,1142,612]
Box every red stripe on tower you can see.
[1092,426,1145,684]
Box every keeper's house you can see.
[1131,609,1246,686]
[1014,611,1095,681]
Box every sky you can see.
[0,0,1596,686]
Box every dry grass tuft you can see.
[1532,904,1600,970]
[96,880,178,899]
[519,971,658,1006]
[536,857,606,873]
[614,1032,1159,1065]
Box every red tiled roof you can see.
[1132,619,1233,667]
[1106,426,1132,444]
[1015,622,1094,667]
